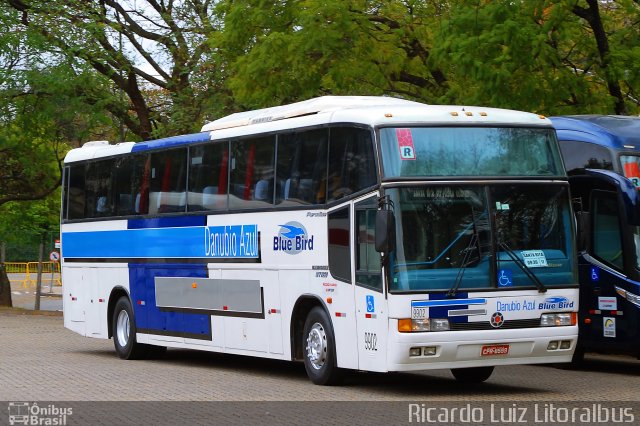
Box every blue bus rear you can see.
[551,115,640,361]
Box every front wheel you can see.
[113,296,155,360]
[302,307,343,385]
[451,366,494,383]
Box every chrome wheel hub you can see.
[116,310,130,347]
[305,323,327,370]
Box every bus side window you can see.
[356,198,382,292]
[188,142,229,212]
[86,159,115,218]
[149,148,188,214]
[591,190,623,271]
[275,129,328,206]
[558,140,614,174]
[229,136,275,210]
[327,127,376,202]
[67,165,86,220]
[328,206,351,283]
[114,156,135,216]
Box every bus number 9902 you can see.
[412,307,427,319]
[364,332,377,351]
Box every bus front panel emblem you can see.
[490,312,505,328]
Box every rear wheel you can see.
[112,296,159,360]
[302,307,343,385]
[451,366,494,383]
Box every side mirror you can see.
[375,209,396,253]
[575,211,590,252]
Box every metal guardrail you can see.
[5,262,61,288]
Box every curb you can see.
[0,307,63,317]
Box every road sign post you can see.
[48,251,60,293]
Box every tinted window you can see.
[592,190,623,271]
[356,197,382,291]
[621,155,640,187]
[229,136,275,210]
[188,142,229,212]
[276,129,328,206]
[135,156,151,215]
[381,127,562,177]
[149,148,187,214]
[558,140,614,174]
[328,207,351,283]
[113,156,148,216]
[327,127,376,202]
[85,159,115,218]
[67,165,86,220]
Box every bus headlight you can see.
[398,318,450,332]
[616,286,640,308]
[430,318,451,331]
[540,312,576,327]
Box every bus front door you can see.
[354,197,388,371]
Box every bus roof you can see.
[550,115,640,150]
[65,96,551,163]
[201,96,550,134]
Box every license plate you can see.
[481,344,510,356]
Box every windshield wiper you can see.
[498,241,547,293]
[447,211,485,297]
[447,233,479,297]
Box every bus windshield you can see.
[621,155,640,187]
[387,184,576,292]
[380,127,563,178]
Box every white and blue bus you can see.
[61,96,578,385]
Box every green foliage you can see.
[219,0,639,114]
[0,195,60,261]
[432,0,640,114]
[1,0,640,237]
[219,0,449,107]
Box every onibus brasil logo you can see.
[8,402,72,425]
[273,221,314,255]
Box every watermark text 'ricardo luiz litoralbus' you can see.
[408,403,635,424]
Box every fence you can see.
[4,261,62,288]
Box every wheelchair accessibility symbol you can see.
[497,269,513,287]
[366,295,375,313]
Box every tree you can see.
[0,264,12,307]
[431,0,640,114]
[219,0,450,107]
[0,63,118,206]
[4,0,230,139]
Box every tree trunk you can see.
[0,265,13,307]
[573,0,628,115]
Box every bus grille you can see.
[450,318,541,331]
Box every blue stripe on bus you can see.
[129,263,211,338]
[131,132,211,152]
[423,293,472,323]
[62,224,259,259]
[63,227,207,258]
[128,215,206,229]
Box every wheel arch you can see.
[107,286,130,339]
[290,294,331,361]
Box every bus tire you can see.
[302,307,343,385]
[112,296,148,360]
[450,366,494,383]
